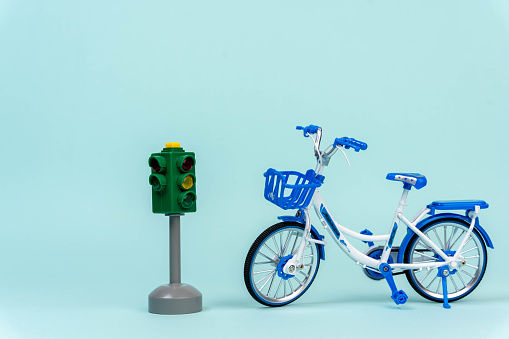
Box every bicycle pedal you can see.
[391,290,408,305]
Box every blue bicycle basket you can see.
[263,168,323,210]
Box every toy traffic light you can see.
[148,142,197,214]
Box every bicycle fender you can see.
[277,216,325,261]
[397,213,494,263]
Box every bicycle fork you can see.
[282,208,322,275]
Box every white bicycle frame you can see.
[283,130,482,277]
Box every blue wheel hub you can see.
[276,255,295,280]
[436,249,457,275]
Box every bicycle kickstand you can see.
[379,263,408,305]
[437,267,451,309]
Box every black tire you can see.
[244,221,321,307]
[404,218,488,303]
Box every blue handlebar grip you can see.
[296,124,320,137]
[334,137,368,152]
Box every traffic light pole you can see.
[169,215,181,284]
[148,214,202,315]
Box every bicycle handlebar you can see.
[296,125,320,137]
[333,137,368,152]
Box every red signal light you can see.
[181,157,194,171]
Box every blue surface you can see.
[386,173,427,190]
[1,0,509,338]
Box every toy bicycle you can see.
[244,124,493,309]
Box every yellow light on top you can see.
[165,142,181,148]
[181,175,194,190]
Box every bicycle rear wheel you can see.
[404,218,487,302]
[244,221,320,306]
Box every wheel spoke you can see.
[257,252,276,263]
[433,229,445,249]
[279,232,283,257]
[292,244,311,256]
[259,272,275,291]
[256,271,275,285]
[450,275,459,292]
[272,236,281,257]
[266,274,276,296]
[293,276,303,287]
[254,261,273,265]
[426,275,438,289]
[299,270,309,278]
[263,243,279,257]
[447,227,459,250]
[459,269,475,278]
[465,263,478,270]
[449,230,465,249]
[254,269,275,274]
[463,255,479,259]
[281,231,292,257]
[288,279,294,293]
[419,268,434,283]
[274,279,283,298]
[456,270,467,286]
[461,246,478,255]
[418,241,437,254]
[414,251,438,260]
[444,226,447,250]
[291,233,300,254]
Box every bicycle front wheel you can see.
[244,221,320,307]
[404,218,488,303]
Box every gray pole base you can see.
[148,283,202,315]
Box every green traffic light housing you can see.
[148,143,197,214]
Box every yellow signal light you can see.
[182,175,194,190]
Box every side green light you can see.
[149,174,167,191]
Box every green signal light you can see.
[178,191,196,209]
[149,174,167,191]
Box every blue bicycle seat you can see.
[386,173,427,190]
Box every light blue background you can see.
[1,1,509,338]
